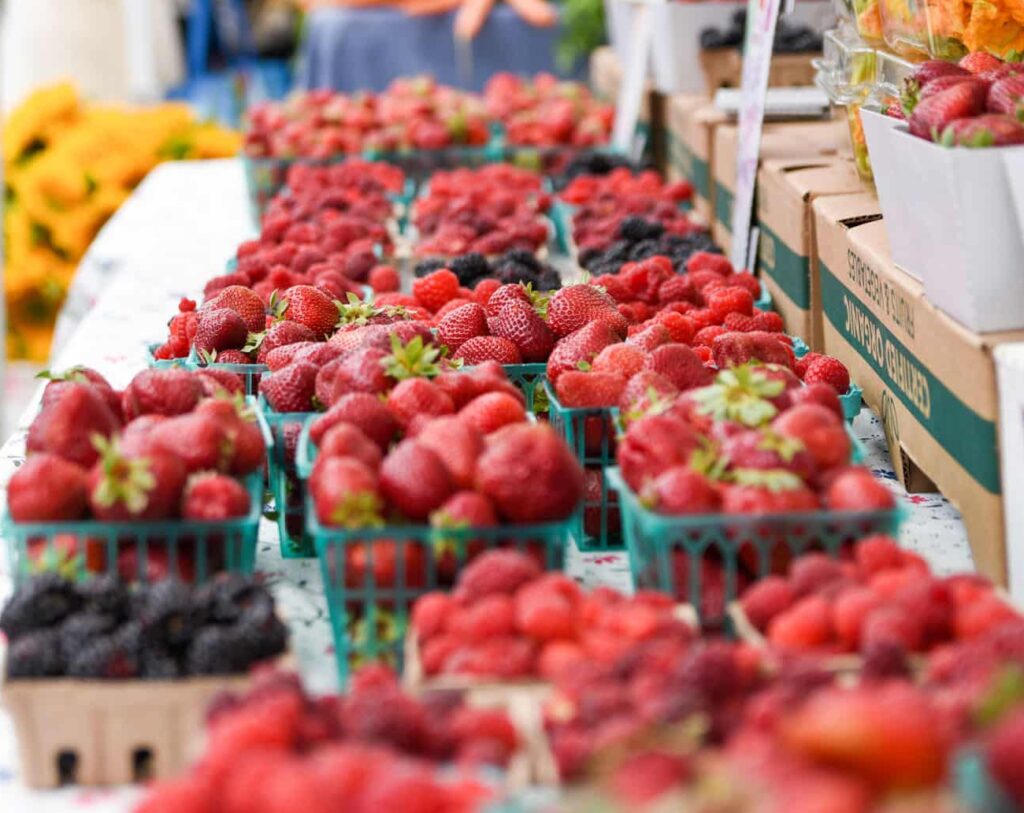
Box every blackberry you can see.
[140,646,183,680]
[59,612,117,663]
[193,574,274,626]
[66,624,140,679]
[186,620,278,676]
[78,574,131,620]
[7,629,64,678]
[0,573,82,641]
[618,217,664,242]
[448,253,491,286]
[138,579,194,651]
[577,247,603,269]
[499,249,542,273]
[535,268,562,291]
[413,258,448,278]
[494,263,537,287]
[628,239,661,261]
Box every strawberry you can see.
[122,369,203,420]
[206,349,251,365]
[194,308,248,354]
[148,412,232,473]
[431,489,498,535]
[618,370,678,422]
[854,534,903,576]
[546,320,622,385]
[832,586,883,650]
[616,412,701,492]
[909,81,988,140]
[960,51,1003,74]
[437,303,487,352]
[768,595,832,649]
[772,404,852,471]
[318,422,383,470]
[316,357,347,406]
[987,708,1024,806]
[988,74,1024,115]
[492,300,555,362]
[861,605,924,652]
[432,297,474,323]
[8,454,89,521]
[626,323,672,352]
[27,382,121,468]
[788,383,844,421]
[413,269,459,312]
[473,278,502,306]
[475,423,584,523]
[546,285,620,337]
[205,285,266,333]
[645,343,713,392]
[368,265,400,293]
[554,370,626,408]
[259,361,319,412]
[825,468,896,510]
[455,549,542,601]
[253,321,318,364]
[515,579,577,641]
[310,456,382,527]
[415,416,484,488]
[722,428,817,483]
[939,114,1024,146]
[310,393,398,450]
[194,398,266,475]
[713,332,794,370]
[282,285,340,335]
[592,342,647,378]
[331,347,392,398]
[643,466,720,514]
[484,283,531,318]
[264,341,323,371]
[740,576,795,632]
[39,367,121,418]
[386,378,455,426]
[915,59,971,88]
[453,335,522,365]
[182,473,251,520]
[412,591,455,639]
[380,440,454,520]
[459,391,527,434]
[720,475,820,513]
[88,439,187,521]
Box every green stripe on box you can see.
[820,262,1001,493]
[667,132,710,200]
[715,182,734,230]
[757,224,810,308]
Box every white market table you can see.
[0,159,975,810]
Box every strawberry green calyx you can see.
[429,510,471,560]
[690,444,729,482]
[90,435,156,515]
[383,334,441,381]
[335,292,383,326]
[328,491,384,529]
[729,468,804,492]
[351,610,399,657]
[268,290,288,320]
[624,386,674,424]
[756,430,806,462]
[36,366,88,383]
[523,283,551,318]
[241,331,265,354]
[691,365,784,427]
[975,665,1024,727]
[214,390,257,422]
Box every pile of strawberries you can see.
[136,666,515,813]
[483,73,614,147]
[740,534,1021,658]
[901,53,1024,146]
[410,549,696,682]
[560,168,698,254]
[243,78,491,159]
[411,165,553,258]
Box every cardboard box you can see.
[700,50,818,95]
[666,95,729,225]
[814,193,1024,585]
[712,119,848,252]
[755,157,864,349]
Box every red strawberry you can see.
[546,320,622,385]
[318,422,383,470]
[643,466,720,514]
[626,323,672,352]
[331,347,392,398]
[459,391,527,434]
[492,300,555,362]
[515,579,578,641]
[988,74,1024,115]
[453,335,522,365]
[432,297,474,323]
[825,468,896,510]
[618,370,678,421]
[205,285,266,333]
[616,412,701,492]
[455,549,542,601]
[88,440,187,521]
[122,369,203,420]
[720,477,820,513]
[254,321,318,364]
[914,59,971,88]
[772,404,851,471]
[282,285,340,336]
[475,423,584,523]
[987,709,1024,806]
[387,378,455,426]
[789,383,844,421]
[909,81,989,139]
[431,490,498,529]
[27,382,121,468]
[368,265,400,293]
[554,370,626,408]
[437,302,488,352]
[310,456,383,527]
[194,308,247,354]
[960,51,1003,74]
[380,440,454,520]
[712,332,794,370]
[740,576,795,632]
[148,412,232,473]
[8,454,89,521]
[315,357,347,407]
[832,586,883,650]
[484,283,531,318]
[207,349,251,365]
[259,361,319,412]
[592,342,647,378]
[40,367,121,418]
[939,113,1024,146]
[194,398,266,475]
[415,416,484,488]
[263,341,320,372]
[854,534,903,576]
[768,595,832,649]
[413,269,460,312]
[182,473,251,520]
[722,428,817,483]
[310,393,398,450]
[546,285,620,337]
[645,344,713,392]
[473,278,502,307]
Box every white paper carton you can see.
[1005,150,1024,240]
[995,343,1024,602]
[605,0,637,64]
[862,109,1024,332]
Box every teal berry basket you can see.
[500,363,548,413]
[544,384,622,552]
[607,467,903,625]
[309,508,569,685]
[362,144,501,185]
[791,336,864,423]
[145,343,188,370]
[2,472,264,587]
[954,746,1019,813]
[188,349,268,397]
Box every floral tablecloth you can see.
[0,158,974,812]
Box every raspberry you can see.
[411,592,455,639]
[803,355,851,394]
[722,312,759,332]
[706,286,755,322]
[855,535,904,576]
[368,265,400,293]
[455,550,542,602]
[451,706,519,759]
[767,595,832,650]
[752,311,785,332]
[688,308,718,331]
[693,345,712,363]
[685,251,733,276]
[412,269,459,313]
[726,271,761,299]
[789,553,845,598]
[740,576,795,632]
[657,275,697,305]
[831,587,883,650]
[655,311,696,344]
[444,636,536,678]
[421,634,460,674]
[954,594,1020,639]
[693,325,727,346]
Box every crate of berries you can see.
[1,573,288,787]
[4,368,269,584]
[299,404,583,681]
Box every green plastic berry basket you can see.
[500,363,548,413]
[953,746,1019,813]
[2,472,264,587]
[544,384,622,552]
[187,348,268,397]
[791,336,864,422]
[308,508,570,685]
[607,467,902,625]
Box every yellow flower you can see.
[2,83,80,168]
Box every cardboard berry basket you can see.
[543,384,622,552]
[791,336,865,422]
[308,511,570,686]
[607,467,903,625]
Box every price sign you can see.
[729,0,785,267]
